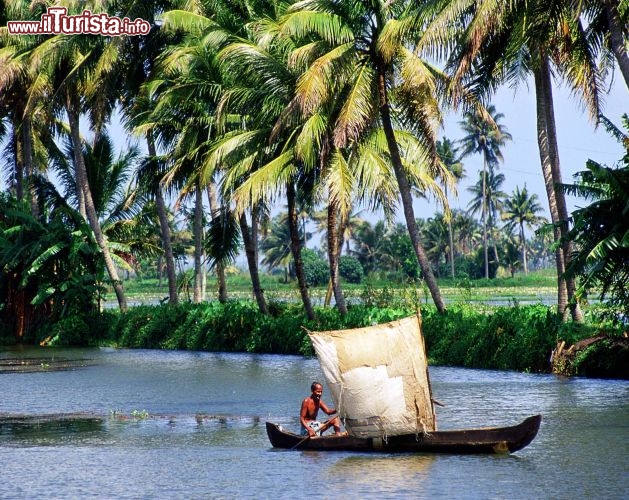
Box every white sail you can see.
[309,315,435,438]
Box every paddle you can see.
[291,418,333,450]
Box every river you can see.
[1,347,627,499]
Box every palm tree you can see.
[114,1,182,306]
[0,1,54,215]
[260,213,298,284]
[25,0,130,311]
[281,0,460,312]
[438,0,601,320]
[501,185,547,274]
[466,167,507,275]
[458,105,511,278]
[352,220,389,275]
[421,214,451,277]
[51,131,161,274]
[436,138,464,278]
[589,0,629,89]
[452,209,482,258]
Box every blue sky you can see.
[421,75,628,220]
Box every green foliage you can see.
[339,255,364,284]
[301,248,329,287]
[562,147,629,317]
[0,192,105,336]
[422,304,561,372]
[8,293,624,377]
[571,339,629,379]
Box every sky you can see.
[416,75,628,221]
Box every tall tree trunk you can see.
[377,72,446,313]
[147,133,177,305]
[481,159,489,278]
[519,222,528,274]
[207,182,227,303]
[66,93,127,312]
[21,115,39,217]
[445,187,456,279]
[327,198,347,314]
[537,57,583,322]
[240,210,268,314]
[287,180,316,320]
[193,182,204,303]
[603,0,629,90]
[12,122,24,202]
[534,59,569,320]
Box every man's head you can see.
[310,382,323,400]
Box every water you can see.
[1,347,627,499]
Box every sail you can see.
[309,315,435,438]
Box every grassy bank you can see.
[21,298,628,379]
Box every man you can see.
[300,381,342,437]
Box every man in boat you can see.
[300,381,342,437]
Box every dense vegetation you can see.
[7,297,625,379]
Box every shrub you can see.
[301,249,329,286]
[339,256,364,284]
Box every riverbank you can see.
[7,299,627,379]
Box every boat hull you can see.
[266,414,541,454]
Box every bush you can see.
[16,296,625,378]
[339,256,364,284]
[301,248,329,287]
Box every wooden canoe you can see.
[266,414,541,454]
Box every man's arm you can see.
[319,400,336,416]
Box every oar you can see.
[291,418,332,450]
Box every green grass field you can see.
[120,268,560,306]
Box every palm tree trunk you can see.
[327,199,347,314]
[537,56,583,322]
[377,72,446,313]
[66,93,127,312]
[482,159,489,278]
[206,182,227,303]
[240,210,268,314]
[147,133,178,305]
[12,122,24,202]
[287,180,316,320]
[534,59,569,320]
[193,182,204,303]
[519,222,528,274]
[21,115,39,217]
[445,188,455,279]
[603,0,629,90]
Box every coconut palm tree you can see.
[113,0,183,306]
[260,213,299,284]
[586,0,629,89]
[466,168,507,277]
[158,1,290,314]
[280,0,461,312]
[436,137,464,278]
[23,0,131,311]
[0,1,55,214]
[421,214,451,277]
[458,105,511,278]
[435,0,601,320]
[501,185,547,274]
